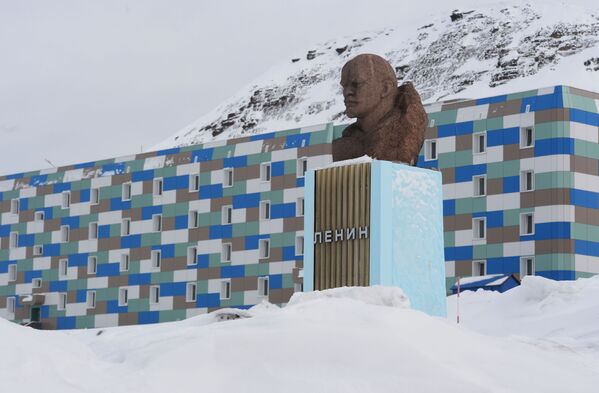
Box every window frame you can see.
[150,285,160,304]
[118,287,129,306]
[8,264,17,282]
[33,245,43,256]
[221,205,233,225]
[86,290,96,309]
[152,214,162,232]
[297,197,304,217]
[151,250,162,269]
[9,231,18,249]
[34,210,45,222]
[186,282,197,303]
[473,132,486,154]
[189,210,200,228]
[297,158,308,178]
[120,253,130,272]
[189,174,200,192]
[520,256,535,277]
[295,235,304,256]
[32,278,42,289]
[472,217,486,240]
[187,246,198,266]
[221,242,232,263]
[58,292,67,310]
[520,126,535,148]
[60,225,70,243]
[89,222,99,240]
[520,212,535,235]
[122,182,132,201]
[220,279,231,300]
[90,188,100,205]
[472,260,487,276]
[223,168,234,188]
[87,255,97,275]
[259,239,270,259]
[260,200,271,221]
[473,175,486,197]
[61,191,71,209]
[424,139,437,161]
[153,178,164,196]
[58,258,69,279]
[520,170,535,192]
[7,296,16,314]
[260,162,272,182]
[258,276,269,297]
[10,198,19,214]
[121,218,131,236]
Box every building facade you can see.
[0,85,598,329]
[419,85,599,290]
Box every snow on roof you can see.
[452,274,514,290]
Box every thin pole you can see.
[456,276,461,324]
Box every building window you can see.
[10,199,19,214]
[295,235,304,256]
[59,258,68,279]
[223,168,234,187]
[473,132,486,154]
[86,290,96,309]
[150,285,160,304]
[294,282,304,293]
[153,178,163,196]
[87,256,97,274]
[151,250,161,269]
[91,188,100,205]
[520,256,535,277]
[118,288,128,306]
[520,213,535,235]
[9,232,18,249]
[34,211,45,221]
[221,205,232,225]
[187,246,197,266]
[473,175,486,197]
[122,218,131,236]
[62,191,71,209]
[521,170,534,192]
[120,253,130,272]
[424,140,437,161]
[89,222,99,240]
[33,278,42,289]
[186,282,197,302]
[297,197,304,216]
[520,126,534,148]
[7,297,16,314]
[60,225,70,243]
[297,158,308,178]
[152,214,162,232]
[260,200,271,220]
[122,182,132,201]
[258,277,269,297]
[259,239,270,259]
[189,210,200,228]
[260,162,272,182]
[473,217,486,240]
[189,174,200,191]
[221,243,232,263]
[472,260,486,276]
[220,279,231,300]
[8,264,17,282]
[58,293,67,310]
[33,245,43,256]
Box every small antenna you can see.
[44,158,56,168]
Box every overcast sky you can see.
[0,0,596,175]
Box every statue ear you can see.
[380,79,395,98]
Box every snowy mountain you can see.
[153,2,599,150]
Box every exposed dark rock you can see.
[451,11,463,22]
[291,58,300,63]
[336,45,348,55]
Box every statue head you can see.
[340,54,398,120]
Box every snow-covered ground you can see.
[2,279,599,392]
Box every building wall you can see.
[417,86,599,291]
[0,123,334,328]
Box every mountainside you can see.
[153,2,599,150]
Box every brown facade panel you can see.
[488,99,522,118]
[487,178,503,195]
[536,239,575,254]
[441,168,455,184]
[454,260,473,276]
[575,206,599,226]
[455,134,472,151]
[314,163,370,290]
[534,108,569,123]
[571,155,599,176]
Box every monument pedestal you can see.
[304,159,446,317]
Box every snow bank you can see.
[287,285,411,309]
[1,284,598,392]
[447,275,599,361]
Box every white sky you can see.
[0,0,597,175]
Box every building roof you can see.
[451,274,520,291]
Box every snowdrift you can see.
[0,284,598,392]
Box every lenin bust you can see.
[332,54,428,165]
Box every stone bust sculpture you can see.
[332,54,427,165]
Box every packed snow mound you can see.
[287,285,411,309]
[153,1,599,150]
[2,284,599,392]
[447,275,599,361]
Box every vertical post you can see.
[456,276,461,324]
